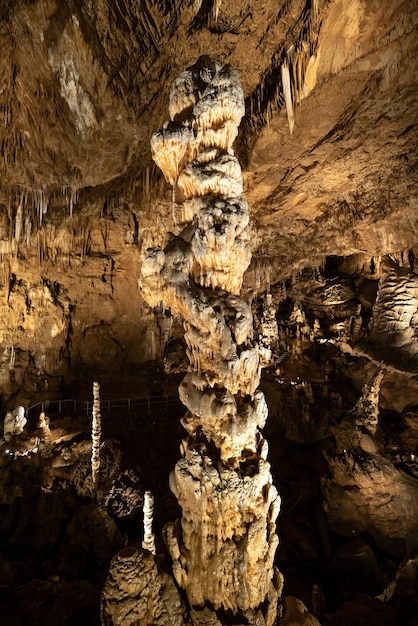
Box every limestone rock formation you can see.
[322,369,418,556]
[321,450,418,556]
[142,490,156,556]
[370,265,418,357]
[258,293,279,366]
[91,381,102,491]
[101,547,188,626]
[3,406,26,440]
[0,1,417,624]
[140,57,281,622]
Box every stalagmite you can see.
[370,266,418,356]
[140,57,282,623]
[101,547,187,626]
[142,490,156,555]
[258,293,279,366]
[91,381,101,491]
[3,405,26,441]
[37,411,50,433]
[354,367,384,435]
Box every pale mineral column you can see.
[91,381,101,491]
[140,56,282,623]
[142,490,156,555]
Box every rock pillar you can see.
[140,56,281,620]
[91,381,101,491]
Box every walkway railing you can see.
[25,394,182,420]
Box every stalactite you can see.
[241,0,322,139]
[33,189,48,226]
[281,60,294,134]
[212,0,222,22]
[142,490,156,555]
[91,381,101,491]
[14,195,23,243]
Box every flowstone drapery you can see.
[140,56,282,622]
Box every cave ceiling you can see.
[0,0,417,395]
[1,0,417,266]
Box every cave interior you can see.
[0,0,418,625]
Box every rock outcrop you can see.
[101,547,188,626]
[322,370,418,556]
[3,405,26,439]
[370,265,418,358]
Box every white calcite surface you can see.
[3,405,26,439]
[142,490,156,555]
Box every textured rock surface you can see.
[322,370,418,556]
[3,406,26,439]
[101,547,188,626]
[370,266,418,355]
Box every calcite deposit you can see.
[140,57,282,621]
[1,1,418,624]
[91,381,102,491]
[3,405,26,440]
[142,490,156,555]
[322,369,418,557]
[101,547,187,626]
[370,265,418,357]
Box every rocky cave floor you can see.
[1,270,418,626]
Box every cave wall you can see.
[0,0,416,405]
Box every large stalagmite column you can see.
[140,56,282,621]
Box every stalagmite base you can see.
[140,57,283,623]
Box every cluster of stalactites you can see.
[150,57,245,187]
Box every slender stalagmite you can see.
[142,490,156,555]
[91,381,101,491]
[140,57,282,622]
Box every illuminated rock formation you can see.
[370,266,418,357]
[142,490,156,555]
[91,381,102,491]
[258,293,279,366]
[101,547,188,626]
[322,368,418,557]
[354,368,384,436]
[3,405,26,440]
[141,57,282,622]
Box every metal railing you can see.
[25,394,182,420]
[82,394,180,416]
[26,398,78,418]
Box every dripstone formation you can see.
[141,57,282,622]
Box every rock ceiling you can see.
[1,0,417,269]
